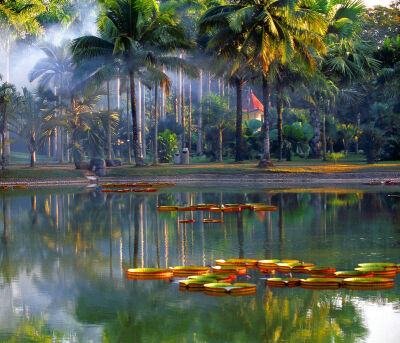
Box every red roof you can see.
[248,91,264,113]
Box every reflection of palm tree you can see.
[1,195,8,245]
[108,198,113,278]
[133,200,139,268]
[30,195,38,226]
[264,289,368,343]
[278,194,284,244]
[237,212,244,259]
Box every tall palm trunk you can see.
[1,102,7,170]
[178,63,182,123]
[182,77,186,148]
[129,69,145,166]
[218,126,223,162]
[162,66,166,120]
[276,85,283,161]
[259,76,272,167]
[309,103,321,159]
[30,131,36,167]
[142,83,146,158]
[322,103,327,161]
[107,80,112,160]
[117,77,120,110]
[153,85,158,165]
[138,78,142,157]
[235,79,244,162]
[126,87,132,163]
[47,135,51,158]
[57,89,63,163]
[188,80,192,153]
[196,70,203,155]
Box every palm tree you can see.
[202,94,233,161]
[139,67,172,165]
[11,88,50,167]
[71,0,192,167]
[0,0,45,81]
[0,76,17,170]
[306,0,377,159]
[29,42,74,162]
[200,0,327,165]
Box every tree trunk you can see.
[196,70,203,155]
[47,135,51,158]
[126,87,132,163]
[309,104,321,159]
[58,92,63,163]
[30,131,36,167]
[322,105,327,161]
[276,85,283,162]
[153,85,158,165]
[227,86,230,111]
[66,132,70,162]
[356,112,360,154]
[129,69,145,166]
[30,151,36,168]
[138,78,142,157]
[107,80,112,160]
[182,76,186,148]
[259,76,272,167]
[235,79,243,162]
[117,77,120,110]
[218,127,223,162]
[188,80,192,153]
[1,104,6,170]
[142,83,146,158]
[162,66,166,120]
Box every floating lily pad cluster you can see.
[101,182,176,193]
[125,260,398,296]
[265,261,398,290]
[157,203,277,224]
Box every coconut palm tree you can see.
[200,0,327,165]
[305,0,378,159]
[71,0,192,167]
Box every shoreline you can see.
[1,171,400,187]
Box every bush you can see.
[158,129,178,163]
[359,128,384,164]
[326,152,344,164]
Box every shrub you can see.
[158,129,178,163]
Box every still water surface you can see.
[0,186,399,342]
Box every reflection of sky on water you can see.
[0,187,399,342]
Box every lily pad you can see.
[358,262,396,268]
[335,271,374,278]
[125,268,173,278]
[216,258,258,266]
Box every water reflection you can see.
[0,187,399,342]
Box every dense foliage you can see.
[0,0,399,167]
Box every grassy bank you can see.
[1,159,399,180]
[107,160,400,177]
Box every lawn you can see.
[107,159,400,177]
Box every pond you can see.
[0,186,399,342]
